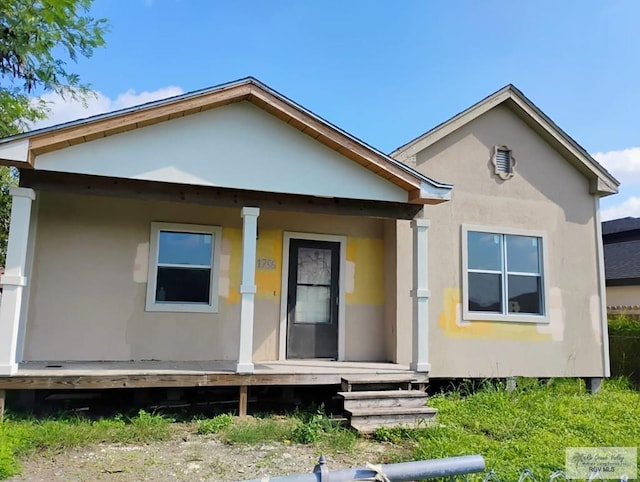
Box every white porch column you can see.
[236,207,260,374]
[410,218,431,373]
[0,187,36,375]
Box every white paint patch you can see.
[134,166,212,186]
[454,303,471,326]
[218,277,230,298]
[590,294,603,345]
[345,261,355,294]
[537,287,564,341]
[219,253,231,272]
[133,242,149,283]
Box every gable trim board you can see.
[0,78,452,206]
[391,84,619,197]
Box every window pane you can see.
[506,235,540,274]
[295,286,331,323]
[158,231,212,266]
[468,232,502,271]
[156,267,211,303]
[297,248,332,285]
[508,275,542,314]
[468,272,502,312]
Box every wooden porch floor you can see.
[0,360,428,390]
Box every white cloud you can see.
[592,147,640,183]
[601,196,640,221]
[592,147,640,221]
[30,86,184,130]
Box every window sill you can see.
[463,312,549,324]
[145,303,219,314]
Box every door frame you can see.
[279,231,347,361]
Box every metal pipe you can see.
[241,454,485,482]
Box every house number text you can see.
[256,258,277,270]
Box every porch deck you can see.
[0,360,427,390]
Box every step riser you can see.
[351,417,437,433]
[342,383,412,392]
[343,397,427,410]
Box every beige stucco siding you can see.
[23,191,387,362]
[396,104,606,377]
[606,286,640,308]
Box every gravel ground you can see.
[8,425,407,482]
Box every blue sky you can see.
[36,0,640,219]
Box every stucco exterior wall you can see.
[606,285,640,307]
[397,104,606,378]
[23,191,387,362]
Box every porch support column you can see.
[236,207,260,374]
[0,187,36,375]
[410,218,431,373]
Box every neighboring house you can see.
[0,78,618,409]
[602,217,640,312]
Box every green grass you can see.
[378,378,640,481]
[2,380,638,480]
[0,409,171,479]
[221,414,298,444]
[609,314,640,334]
[196,407,357,453]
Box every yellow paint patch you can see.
[220,231,383,306]
[346,238,384,306]
[255,229,283,300]
[438,288,551,340]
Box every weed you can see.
[609,314,640,334]
[197,413,234,435]
[222,415,297,444]
[374,425,421,444]
[291,407,356,453]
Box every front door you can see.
[286,239,340,359]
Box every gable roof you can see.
[603,217,640,236]
[0,77,451,205]
[602,217,640,285]
[604,240,640,285]
[390,84,619,197]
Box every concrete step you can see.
[339,390,427,410]
[347,406,438,433]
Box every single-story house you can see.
[602,217,640,314]
[0,78,618,412]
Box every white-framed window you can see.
[146,222,222,313]
[461,225,548,323]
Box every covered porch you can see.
[0,171,435,375]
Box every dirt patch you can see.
[8,425,407,481]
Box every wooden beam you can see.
[238,385,248,417]
[0,390,5,421]
[20,170,423,220]
[0,373,345,390]
[29,84,252,155]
